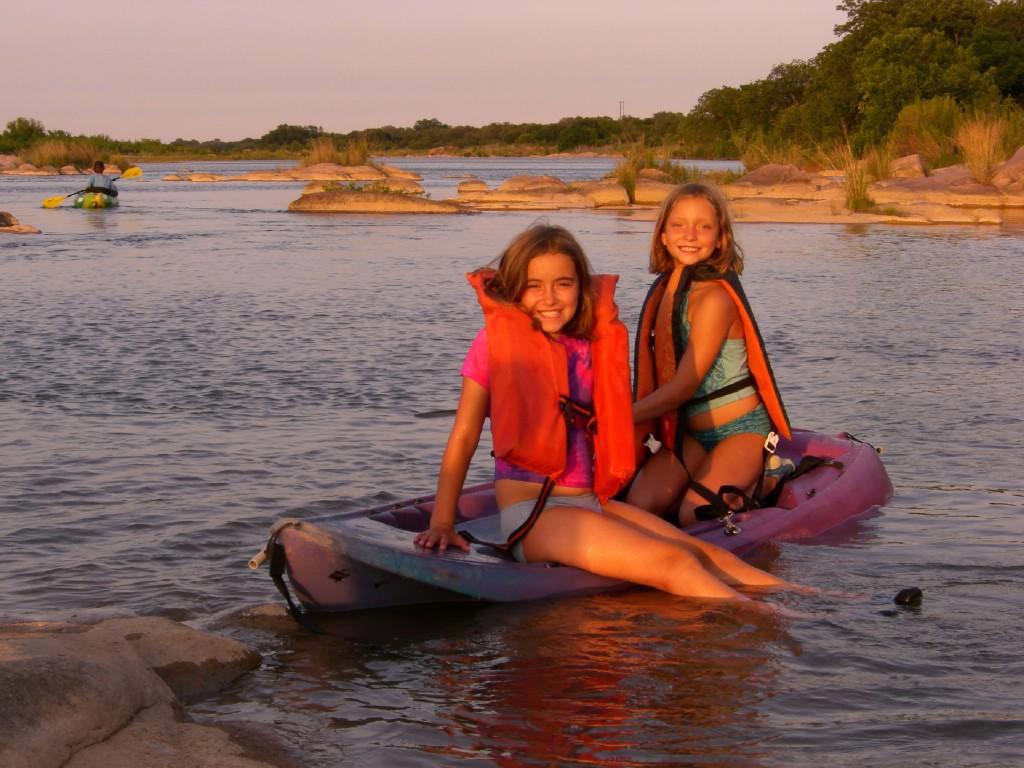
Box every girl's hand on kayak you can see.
[414,525,470,552]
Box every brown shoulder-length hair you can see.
[478,223,596,338]
[648,183,744,276]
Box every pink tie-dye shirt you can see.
[460,327,595,487]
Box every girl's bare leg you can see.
[625,441,706,516]
[603,499,791,590]
[520,504,747,601]
[678,433,764,526]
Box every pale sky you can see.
[3,1,845,142]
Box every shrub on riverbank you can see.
[889,97,962,169]
[21,139,102,170]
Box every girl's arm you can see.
[414,376,489,552]
[633,284,737,422]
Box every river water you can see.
[2,158,1022,767]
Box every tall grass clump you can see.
[613,143,658,202]
[734,132,807,171]
[955,115,1007,183]
[820,140,873,211]
[301,136,340,166]
[888,96,961,168]
[862,138,897,181]
[21,139,102,169]
[338,136,370,166]
[1001,102,1024,157]
[300,135,372,167]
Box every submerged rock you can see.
[495,175,569,193]
[377,163,422,180]
[289,190,464,213]
[457,177,489,193]
[455,189,594,210]
[0,211,41,234]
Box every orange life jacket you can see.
[633,269,791,461]
[467,269,636,502]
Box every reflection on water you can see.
[2,159,1023,766]
[202,594,796,767]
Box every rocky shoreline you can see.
[0,610,298,768]
[6,148,1024,230]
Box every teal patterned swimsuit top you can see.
[678,290,757,416]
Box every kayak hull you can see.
[265,429,893,612]
[73,192,118,209]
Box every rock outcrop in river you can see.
[288,189,463,214]
[0,616,289,768]
[0,211,41,234]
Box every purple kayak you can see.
[253,429,893,613]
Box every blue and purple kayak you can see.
[253,429,893,613]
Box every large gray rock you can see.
[86,617,260,703]
[0,617,269,768]
[0,626,177,768]
[64,701,279,768]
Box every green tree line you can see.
[3,0,1022,162]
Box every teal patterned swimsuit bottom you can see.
[688,404,771,454]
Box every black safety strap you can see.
[559,395,597,436]
[687,375,756,407]
[267,537,324,633]
[463,398,594,553]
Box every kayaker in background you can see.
[83,160,118,198]
[414,223,796,601]
[630,183,791,527]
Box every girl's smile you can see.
[660,196,723,267]
[518,251,579,335]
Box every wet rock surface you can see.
[0,616,285,768]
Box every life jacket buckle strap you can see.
[763,431,779,455]
[558,395,597,436]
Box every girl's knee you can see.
[648,546,702,589]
